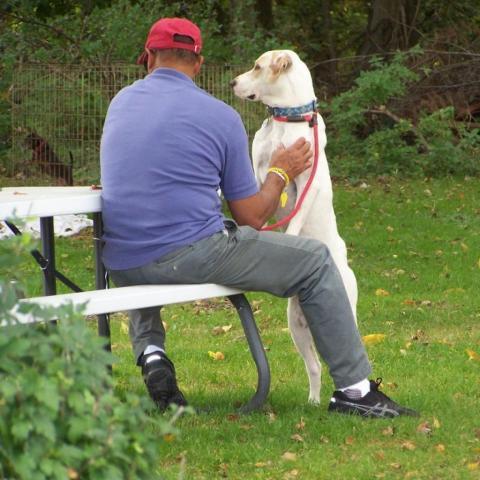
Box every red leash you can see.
[261,113,319,231]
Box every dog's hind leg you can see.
[314,215,358,324]
[288,296,321,404]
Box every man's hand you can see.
[227,137,313,230]
[269,137,313,182]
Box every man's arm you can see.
[227,137,313,230]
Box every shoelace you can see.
[369,377,397,403]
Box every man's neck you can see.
[150,61,195,79]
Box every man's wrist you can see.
[267,167,290,186]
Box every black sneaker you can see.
[141,352,188,412]
[328,378,419,418]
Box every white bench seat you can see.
[11,284,270,412]
[15,284,243,323]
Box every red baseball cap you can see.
[137,17,202,65]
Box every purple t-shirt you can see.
[100,68,258,270]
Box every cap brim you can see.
[136,51,147,65]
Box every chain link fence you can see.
[8,64,265,185]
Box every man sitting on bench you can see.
[100,17,418,418]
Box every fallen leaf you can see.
[433,417,441,429]
[67,469,79,480]
[255,462,268,468]
[344,436,355,445]
[466,349,480,361]
[295,417,306,430]
[386,226,394,233]
[401,440,416,451]
[375,288,390,297]
[212,324,232,335]
[390,463,402,470]
[208,351,225,360]
[435,444,445,453]
[291,434,304,443]
[467,462,479,471]
[375,451,385,460]
[382,426,394,436]
[444,287,465,295]
[120,320,129,335]
[281,452,297,462]
[417,421,432,435]
[218,463,228,478]
[267,412,277,423]
[284,469,299,479]
[226,413,240,421]
[405,472,419,479]
[363,334,387,345]
[163,433,175,442]
[354,221,364,230]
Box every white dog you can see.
[232,50,358,404]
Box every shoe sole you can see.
[328,401,403,418]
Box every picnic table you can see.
[0,186,270,412]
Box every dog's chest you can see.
[252,120,312,185]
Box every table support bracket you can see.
[4,220,83,293]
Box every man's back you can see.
[100,68,257,270]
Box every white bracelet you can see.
[269,170,287,185]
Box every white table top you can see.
[0,186,102,219]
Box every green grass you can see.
[3,177,480,479]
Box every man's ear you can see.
[146,48,156,73]
[193,55,204,77]
[270,52,293,76]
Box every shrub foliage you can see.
[323,50,480,177]
[0,233,172,480]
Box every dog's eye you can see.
[254,64,261,71]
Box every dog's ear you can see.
[270,52,293,76]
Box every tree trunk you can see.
[359,0,421,56]
[255,0,274,30]
[321,0,337,87]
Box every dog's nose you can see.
[229,79,237,88]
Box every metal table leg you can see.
[39,217,56,296]
[93,212,111,352]
[228,294,270,412]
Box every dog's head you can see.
[231,50,314,107]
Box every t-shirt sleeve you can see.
[220,113,259,201]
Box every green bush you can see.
[0,232,177,480]
[324,49,480,177]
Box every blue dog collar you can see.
[267,100,317,118]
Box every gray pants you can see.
[109,221,371,389]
